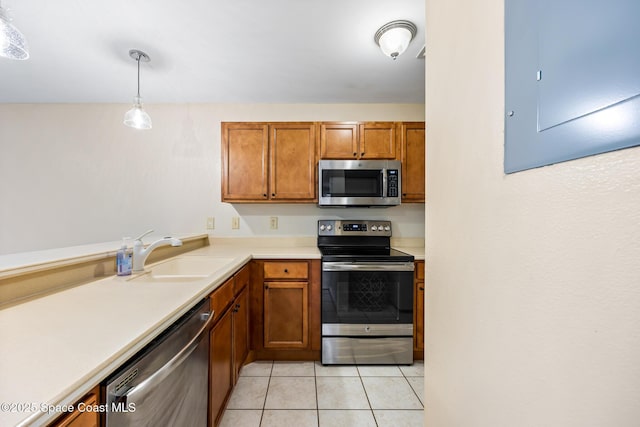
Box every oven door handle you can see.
[322,262,414,272]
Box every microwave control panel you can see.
[386,169,399,197]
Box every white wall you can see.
[0,103,424,255]
[425,1,640,426]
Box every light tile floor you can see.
[220,360,424,427]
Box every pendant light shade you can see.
[374,20,417,60]
[0,4,29,60]
[124,49,152,130]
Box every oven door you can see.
[321,261,414,330]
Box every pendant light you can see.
[0,1,29,60]
[374,20,417,60]
[123,49,152,130]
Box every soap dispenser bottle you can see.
[116,237,133,276]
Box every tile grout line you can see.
[356,365,380,427]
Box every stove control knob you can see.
[327,225,333,231]
[320,224,326,231]
[371,225,377,231]
[384,225,391,231]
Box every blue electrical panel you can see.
[505,0,640,173]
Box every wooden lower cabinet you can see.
[232,284,249,383]
[264,281,308,349]
[209,305,233,427]
[49,388,99,427]
[250,259,320,359]
[414,261,425,358]
[208,264,252,427]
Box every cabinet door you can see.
[264,281,309,349]
[50,391,98,427]
[400,122,426,202]
[221,123,269,201]
[414,261,425,353]
[210,308,233,426]
[320,122,358,159]
[269,123,317,201]
[232,286,249,384]
[359,122,397,159]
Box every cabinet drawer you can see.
[210,277,234,321]
[233,264,250,296]
[263,261,308,280]
[415,261,425,280]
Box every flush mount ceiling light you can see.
[374,20,417,60]
[123,49,152,130]
[0,2,29,60]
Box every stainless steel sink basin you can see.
[128,256,236,282]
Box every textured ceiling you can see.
[0,0,425,103]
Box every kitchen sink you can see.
[128,256,236,282]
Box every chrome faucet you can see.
[132,229,183,272]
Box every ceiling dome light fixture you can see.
[124,49,152,130]
[374,20,417,60]
[0,2,29,60]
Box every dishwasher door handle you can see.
[119,310,215,404]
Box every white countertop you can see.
[0,240,423,426]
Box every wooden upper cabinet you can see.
[270,123,317,201]
[222,122,317,203]
[359,122,397,159]
[399,122,426,202]
[320,122,358,159]
[222,123,269,201]
[320,122,396,159]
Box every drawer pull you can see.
[284,269,288,273]
[419,286,424,291]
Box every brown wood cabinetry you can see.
[222,122,317,203]
[320,122,396,159]
[209,299,233,427]
[250,259,320,359]
[264,281,309,349]
[221,123,269,201]
[414,261,425,358]
[399,122,426,203]
[208,264,252,427]
[232,265,250,383]
[49,388,99,427]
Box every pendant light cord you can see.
[136,56,141,98]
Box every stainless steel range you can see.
[318,219,415,365]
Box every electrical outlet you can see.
[270,216,278,230]
[231,217,240,229]
[206,217,215,230]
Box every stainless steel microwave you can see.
[318,159,401,207]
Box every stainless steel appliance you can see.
[318,219,414,364]
[103,299,213,427]
[318,159,401,207]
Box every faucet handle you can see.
[134,229,154,242]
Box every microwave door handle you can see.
[381,170,386,197]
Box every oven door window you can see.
[322,269,413,324]
[321,169,383,197]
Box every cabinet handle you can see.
[284,269,288,273]
[361,152,365,156]
[353,152,357,156]
[403,193,407,196]
[263,193,267,197]
[265,285,269,289]
[272,193,276,197]
[236,303,240,308]
[419,287,424,291]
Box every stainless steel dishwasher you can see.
[103,298,213,427]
